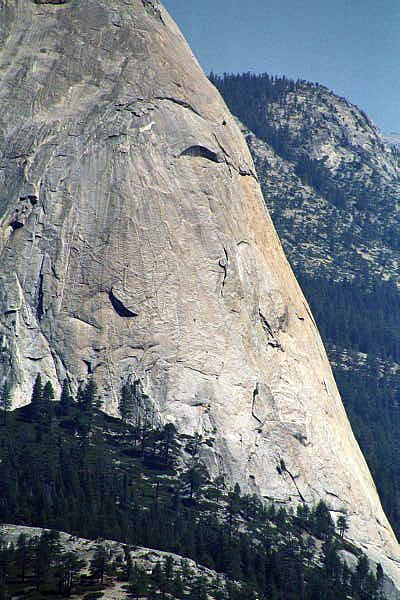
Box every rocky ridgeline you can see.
[0,525,232,600]
[238,98,400,284]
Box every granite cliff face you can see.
[0,0,399,586]
[212,73,400,539]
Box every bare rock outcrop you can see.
[0,0,399,586]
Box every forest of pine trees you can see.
[210,72,396,211]
[0,378,387,599]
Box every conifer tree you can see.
[0,383,10,426]
[172,571,185,598]
[0,538,11,599]
[59,378,73,416]
[56,551,84,596]
[337,515,349,539]
[29,373,43,422]
[89,545,108,584]
[84,379,99,411]
[129,565,147,600]
[42,381,54,404]
[119,381,135,424]
[77,379,99,435]
[163,555,174,595]
[148,562,166,599]
[312,500,335,539]
[182,462,206,502]
[191,575,208,600]
[162,423,177,466]
[34,530,60,591]
[227,483,241,532]
[42,381,55,426]
[15,533,30,582]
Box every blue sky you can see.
[163,0,400,134]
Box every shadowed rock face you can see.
[0,0,399,587]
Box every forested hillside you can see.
[0,378,387,599]
[212,72,400,536]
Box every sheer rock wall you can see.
[0,0,399,587]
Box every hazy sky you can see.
[163,0,400,134]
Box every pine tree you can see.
[89,545,108,584]
[119,382,135,424]
[191,575,208,600]
[56,551,85,596]
[162,423,177,466]
[352,555,370,597]
[182,462,206,502]
[336,515,349,539]
[42,381,55,426]
[312,500,335,539]
[172,572,185,598]
[29,373,43,422]
[34,530,58,591]
[77,379,99,434]
[180,559,192,585]
[124,547,134,581]
[376,562,384,590]
[84,379,99,411]
[163,555,174,583]
[0,383,10,426]
[15,533,30,582]
[42,381,54,404]
[151,562,164,593]
[0,539,11,598]
[59,379,73,416]
[129,565,147,599]
[225,539,242,581]
[227,483,241,532]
